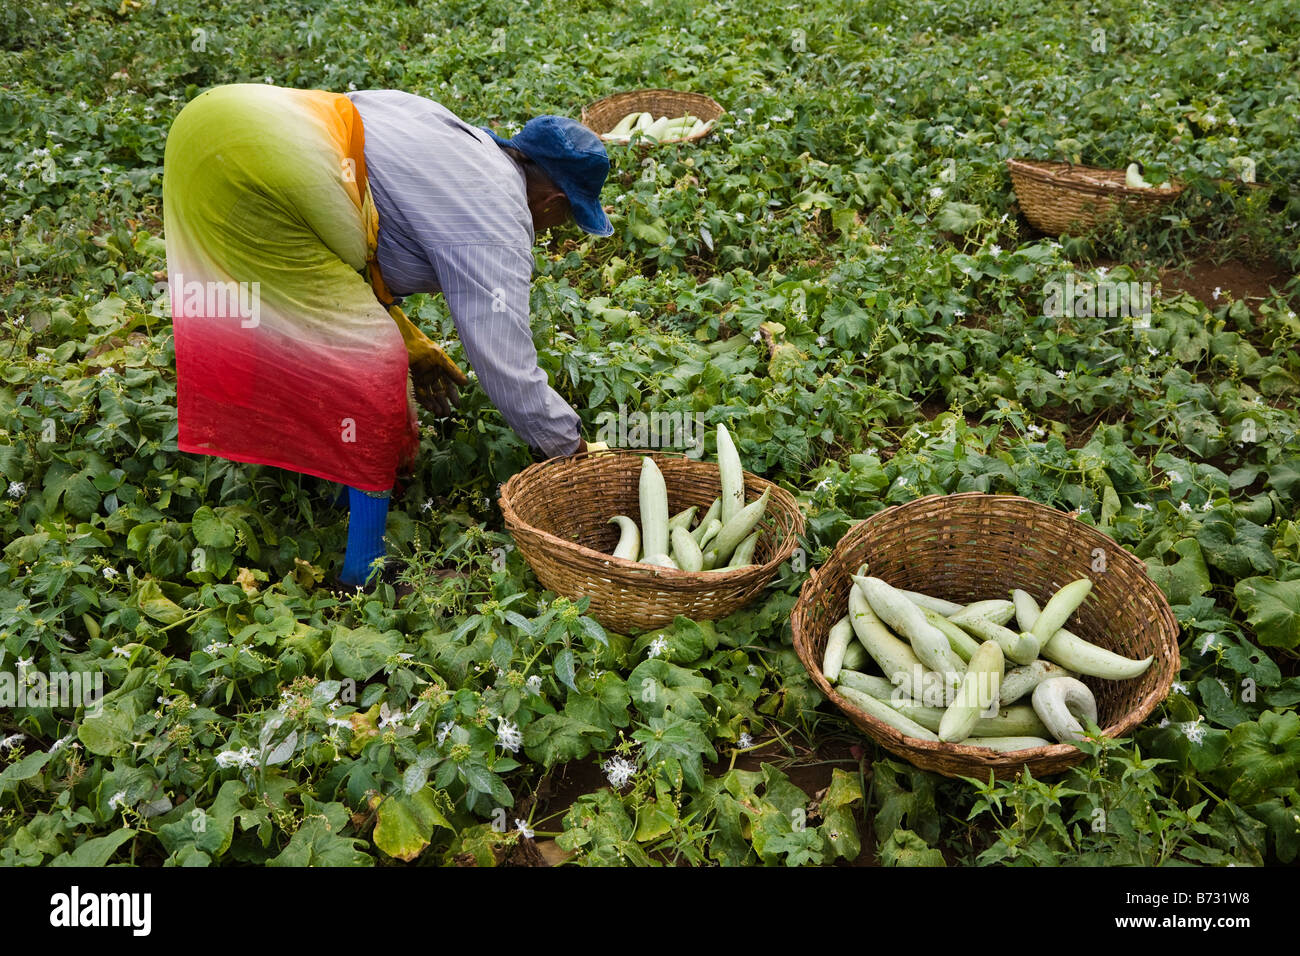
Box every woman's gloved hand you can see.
[389,305,469,417]
[409,344,469,417]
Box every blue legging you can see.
[339,486,391,586]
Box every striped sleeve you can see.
[429,242,581,458]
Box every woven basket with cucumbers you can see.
[499,438,803,633]
[791,493,1179,779]
[582,89,723,145]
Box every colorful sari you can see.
[162,84,417,491]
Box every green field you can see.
[1,0,1298,867]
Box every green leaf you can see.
[1235,577,1300,650]
[522,712,604,766]
[879,827,946,866]
[49,828,135,866]
[1224,711,1300,803]
[134,578,186,625]
[933,202,983,234]
[329,625,403,681]
[191,506,237,549]
[0,750,52,797]
[372,787,453,862]
[78,700,137,756]
[269,815,374,866]
[1145,538,1212,606]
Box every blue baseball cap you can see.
[482,115,615,237]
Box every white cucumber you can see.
[837,686,941,742]
[938,640,1005,743]
[608,515,640,561]
[716,424,745,525]
[856,575,965,692]
[638,457,670,559]
[999,660,1077,706]
[1032,676,1099,743]
[670,526,704,572]
[1016,589,1154,680]
[822,616,854,683]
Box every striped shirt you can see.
[348,89,580,458]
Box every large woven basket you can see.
[791,493,1180,779]
[499,449,803,633]
[582,89,724,145]
[1007,159,1185,236]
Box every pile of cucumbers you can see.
[822,572,1155,752]
[606,425,769,572]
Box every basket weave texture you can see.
[1007,158,1184,236]
[500,449,803,633]
[791,493,1180,779]
[581,89,725,144]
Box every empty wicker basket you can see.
[791,493,1180,779]
[499,448,803,633]
[582,89,724,144]
[1007,158,1185,236]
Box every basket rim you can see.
[1006,157,1186,197]
[581,89,726,145]
[793,492,1181,773]
[498,447,804,587]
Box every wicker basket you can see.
[1007,159,1185,236]
[791,493,1180,779]
[499,449,803,633]
[581,89,725,145]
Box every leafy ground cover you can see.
[1,0,1298,866]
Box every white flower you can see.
[814,477,833,493]
[203,641,231,653]
[816,335,827,348]
[1212,286,1221,300]
[735,212,745,223]
[1027,424,1045,438]
[525,674,543,696]
[1147,346,1159,357]
[1,733,26,750]
[751,329,762,343]
[102,567,118,580]
[515,819,535,839]
[1170,681,1189,696]
[6,481,24,498]
[746,664,761,677]
[953,308,965,318]
[1198,633,1219,655]
[929,186,944,198]
[1055,369,1067,379]
[1180,716,1207,745]
[326,717,351,730]
[108,790,129,810]
[1135,502,1153,511]
[1133,317,1151,330]
[1179,502,1191,513]
[378,703,404,729]
[111,646,131,658]
[1201,500,1213,512]
[988,244,1002,257]
[215,747,258,769]
[1157,717,1171,729]
[737,732,754,749]
[48,735,73,753]
[602,754,637,788]
[648,636,669,659]
[436,721,456,745]
[497,717,522,753]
